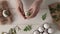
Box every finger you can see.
[28,8,33,13]
[27,7,40,19]
[18,7,26,19]
[26,9,34,19]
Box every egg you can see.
[25,11,28,17]
[43,23,50,29]
[33,30,40,34]
[43,32,48,34]
[2,10,8,17]
[48,28,54,34]
[38,27,44,32]
[25,11,31,17]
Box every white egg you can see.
[2,10,8,17]
[33,30,40,34]
[25,11,28,17]
[25,11,30,17]
[48,28,54,34]
[43,23,50,29]
[38,27,44,32]
[43,32,48,34]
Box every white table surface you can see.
[0,0,60,34]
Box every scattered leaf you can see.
[14,28,16,34]
[24,25,32,31]
[42,13,47,20]
[27,11,31,16]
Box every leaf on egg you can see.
[27,11,31,16]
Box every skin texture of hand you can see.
[17,0,43,19]
[27,0,43,19]
[17,0,26,19]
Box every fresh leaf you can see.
[24,25,32,31]
[13,28,16,34]
[42,13,47,20]
[27,11,31,16]
[9,28,13,34]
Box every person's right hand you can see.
[27,0,43,19]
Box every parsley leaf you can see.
[42,13,47,20]
[27,11,31,16]
[24,25,32,31]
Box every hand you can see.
[17,0,26,19]
[27,0,43,18]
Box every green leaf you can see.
[24,25,32,31]
[9,28,13,34]
[13,28,16,34]
[27,11,31,16]
[42,13,47,20]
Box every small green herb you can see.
[14,28,16,34]
[27,11,31,16]
[24,25,32,31]
[42,13,47,20]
